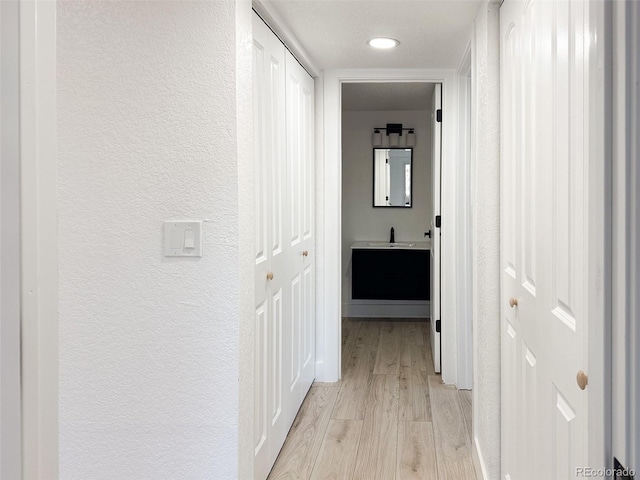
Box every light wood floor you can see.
[267,318,476,480]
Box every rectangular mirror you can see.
[373,148,413,207]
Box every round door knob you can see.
[302,250,309,257]
[266,272,274,280]
[577,370,588,390]
[509,297,518,308]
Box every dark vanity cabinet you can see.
[351,248,430,300]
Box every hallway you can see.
[267,319,475,479]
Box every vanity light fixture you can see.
[372,124,416,147]
[372,129,383,147]
[406,129,416,147]
[367,37,399,49]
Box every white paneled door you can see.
[253,13,315,480]
[253,15,287,480]
[500,1,592,478]
[430,83,442,373]
[285,51,316,409]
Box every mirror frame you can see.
[372,147,414,208]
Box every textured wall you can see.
[471,1,501,478]
[341,110,432,309]
[57,2,250,478]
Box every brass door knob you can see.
[266,272,274,280]
[302,250,309,257]
[509,297,518,308]
[577,370,588,390]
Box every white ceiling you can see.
[267,0,483,70]
[342,82,435,111]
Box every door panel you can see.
[500,1,590,478]
[286,51,315,400]
[288,72,301,248]
[303,265,313,372]
[253,19,272,477]
[254,301,268,476]
[300,70,315,396]
[552,388,577,479]
[502,320,518,478]
[430,83,442,373]
[270,289,283,435]
[253,14,288,479]
[303,89,313,242]
[522,343,539,478]
[289,273,301,393]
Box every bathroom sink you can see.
[367,242,416,248]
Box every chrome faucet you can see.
[390,227,395,243]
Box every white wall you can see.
[341,109,432,316]
[56,1,253,478]
[470,1,501,478]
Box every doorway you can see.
[318,69,473,388]
[340,81,436,318]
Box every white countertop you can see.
[351,241,431,251]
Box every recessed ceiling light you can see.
[367,37,399,49]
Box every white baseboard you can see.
[472,437,489,480]
[314,359,325,382]
[342,301,430,318]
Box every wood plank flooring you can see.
[267,318,476,480]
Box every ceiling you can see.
[267,0,483,70]
[342,82,435,111]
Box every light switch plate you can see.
[164,221,202,257]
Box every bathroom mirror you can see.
[373,148,413,207]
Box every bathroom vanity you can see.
[351,241,430,300]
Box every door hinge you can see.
[435,215,441,228]
[613,457,634,479]
[386,158,389,164]
[436,109,442,123]
[435,320,441,333]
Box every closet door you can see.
[252,15,288,480]
[500,0,591,477]
[285,52,315,410]
[253,14,316,480]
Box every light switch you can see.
[171,229,183,249]
[184,228,195,249]
[164,221,202,257]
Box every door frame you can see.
[586,0,612,468]
[1,2,22,478]
[319,68,468,385]
[610,0,639,471]
[456,45,473,390]
[20,2,59,478]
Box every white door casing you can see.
[430,83,442,373]
[611,0,640,472]
[1,2,22,477]
[321,70,460,385]
[253,13,315,480]
[500,0,595,477]
[20,1,58,477]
